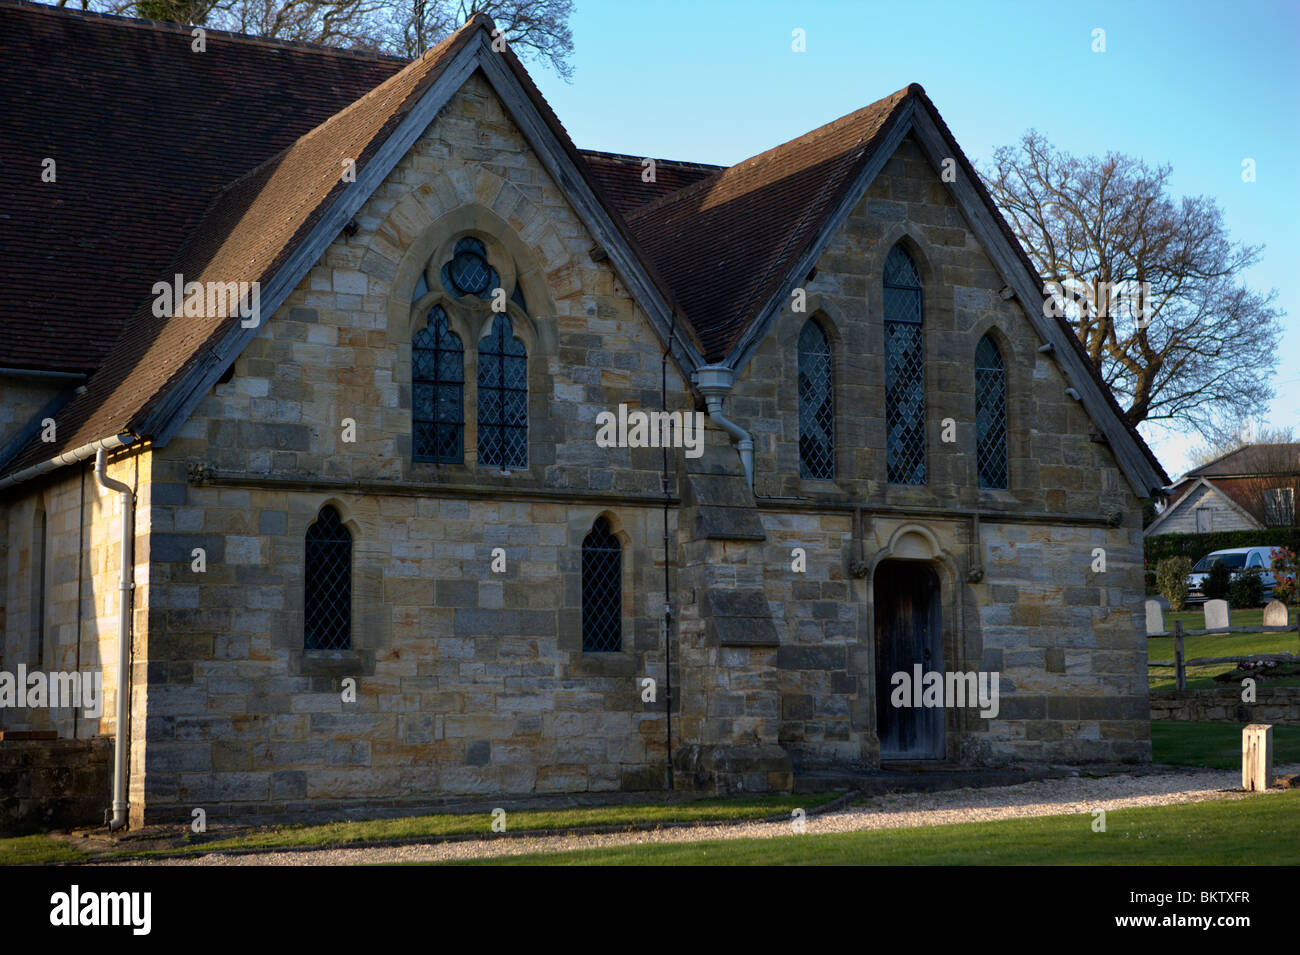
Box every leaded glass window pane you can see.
[411,273,429,302]
[305,506,352,650]
[798,321,834,480]
[884,245,926,484]
[412,305,464,463]
[477,315,528,469]
[975,333,1008,490]
[440,237,499,299]
[582,518,622,652]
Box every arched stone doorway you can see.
[873,559,944,759]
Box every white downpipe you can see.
[0,434,132,491]
[95,448,134,831]
[693,365,754,491]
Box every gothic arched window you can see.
[304,506,352,650]
[798,320,834,480]
[477,315,528,469]
[582,517,622,652]
[883,244,926,485]
[975,333,1008,490]
[412,305,464,463]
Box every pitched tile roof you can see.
[577,150,723,217]
[0,2,1168,491]
[625,89,912,362]
[1,12,480,476]
[1187,443,1300,478]
[0,0,404,374]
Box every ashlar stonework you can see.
[0,12,1167,827]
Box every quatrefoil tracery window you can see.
[411,236,530,469]
[440,237,499,299]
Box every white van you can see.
[1184,547,1278,605]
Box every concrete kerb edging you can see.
[63,791,863,864]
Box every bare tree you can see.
[983,131,1283,435]
[211,0,390,49]
[69,0,575,76]
[387,0,573,74]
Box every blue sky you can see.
[529,0,1300,481]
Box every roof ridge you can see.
[579,148,726,172]
[0,0,408,63]
[1187,441,1300,476]
[627,86,913,225]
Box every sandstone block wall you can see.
[0,449,148,754]
[0,84,1159,823]
[138,74,684,820]
[727,132,1150,769]
[1150,688,1300,726]
[0,735,113,833]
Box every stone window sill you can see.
[569,651,638,678]
[296,650,372,678]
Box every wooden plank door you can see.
[874,560,944,759]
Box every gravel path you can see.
[111,764,1298,866]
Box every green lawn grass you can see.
[112,793,840,859]
[1151,720,1300,769]
[0,834,93,866]
[439,791,1300,866]
[1148,628,1300,690]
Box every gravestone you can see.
[1262,599,1289,627]
[1203,599,1230,631]
[1242,724,1273,792]
[1144,599,1165,635]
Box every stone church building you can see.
[0,2,1168,827]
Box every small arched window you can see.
[798,320,834,480]
[412,305,464,463]
[975,333,1008,490]
[477,314,528,469]
[582,517,622,652]
[304,506,352,650]
[883,244,926,485]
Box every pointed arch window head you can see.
[304,506,352,650]
[477,314,528,469]
[975,333,1009,490]
[441,237,499,299]
[582,517,622,652]
[413,305,464,464]
[797,320,834,480]
[883,244,926,485]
